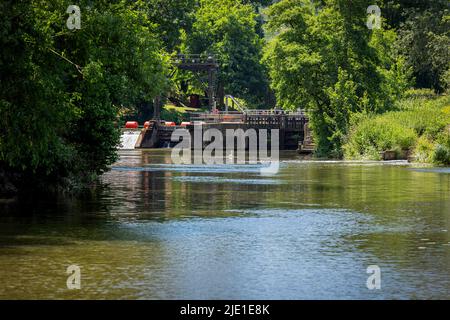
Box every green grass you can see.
[344,90,450,164]
[160,103,203,123]
[163,103,199,113]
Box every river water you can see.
[0,150,449,299]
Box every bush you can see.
[413,136,435,163]
[433,133,450,165]
[395,94,450,136]
[344,115,417,160]
[344,91,450,162]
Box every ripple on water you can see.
[172,176,283,185]
[409,167,450,174]
[111,163,285,174]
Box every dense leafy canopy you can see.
[264,0,411,157]
[395,1,450,92]
[187,0,271,108]
[144,0,197,52]
[0,0,168,191]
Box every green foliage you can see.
[1,1,76,180]
[344,114,418,160]
[379,0,448,29]
[393,95,450,136]
[186,0,271,108]
[144,0,197,52]
[395,1,450,92]
[441,66,450,93]
[433,132,450,165]
[323,69,360,158]
[413,136,435,163]
[60,1,169,176]
[0,0,169,191]
[160,104,195,123]
[264,0,411,157]
[160,109,185,124]
[344,91,450,162]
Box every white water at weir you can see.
[119,131,140,150]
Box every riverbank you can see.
[344,90,450,164]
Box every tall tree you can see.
[187,0,271,108]
[0,0,168,192]
[264,0,410,157]
[393,1,450,92]
[144,0,198,52]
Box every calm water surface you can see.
[0,150,449,299]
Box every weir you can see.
[119,130,141,150]
[130,110,313,152]
[125,53,315,152]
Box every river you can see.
[0,150,449,299]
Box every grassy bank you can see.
[160,104,200,123]
[344,90,450,164]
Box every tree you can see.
[0,0,169,193]
[264,0,411,157]
[394,2,450,92]
[1,0,75,191]
[144,0,198,52]
[378,0,437,28]
[187,0,271,108]
[62,1,169,176]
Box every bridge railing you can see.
[189,109,308,129]
[244,109,306,116]
[189,111,244,123]
[244,113,307,130]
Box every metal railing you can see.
[244,109,306,116]
[224,95,248,113]
[189,111,245,123]
[189,109,308,128]
[244,113,308,129]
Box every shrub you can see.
[0,2,169,194]
[413,136,435,163]
[432,133,450,165]
[394,94,450,136]
[433,145,450,165]
[344,116,417,160]
[344,91,450,162]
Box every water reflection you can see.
[0,149,449,299]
